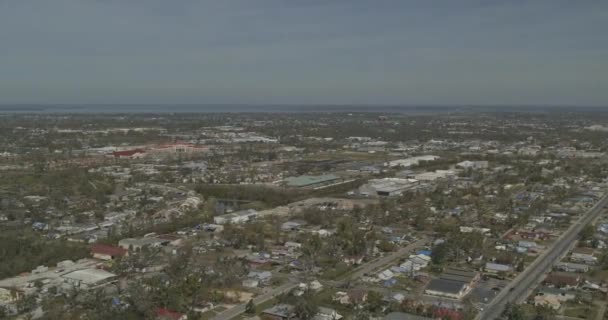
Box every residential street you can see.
[477,195,608,320]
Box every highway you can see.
[477,194,608,320]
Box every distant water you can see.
[0,104,602,114]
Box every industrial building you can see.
[359,178,419,197]
[283,174,344,189]
[386,155,439,168]
[61,268,117,289]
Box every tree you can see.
[17,294,37,314]
[366,291,384,313]
[294,298,318,320]
[579,224,595,242]
[245,299,256,315]
[533,305,556,320]
[431,242,450,265]
[461,297,477,320]
[503,303,525,320]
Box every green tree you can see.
[366,291,384,313]
[503,303,525,320]
[579,224,595,242]
[431,242,450,265]
[245,299,256,315]
[294,296,318,320]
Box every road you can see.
[212,237,427,320]
[477,194,608,320]
[0,259,99,288]
[212,281,298,320]
[344,237,428,281]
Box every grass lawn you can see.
[563,304,598,319]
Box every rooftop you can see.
[62,268,116,285]
[283,174,340,187]
[426,278,467,294]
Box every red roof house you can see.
[156,308,187,320]
[91,244,128,261]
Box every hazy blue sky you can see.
[0,0,607,106]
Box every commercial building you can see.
[413,170,455,182]
[359,178,419,197]
[424,267,478,299]
[283,174,343,189]
[484,262,513,275]
[62,268,117,289]
[387,155,439,168]
[118,237,168,251]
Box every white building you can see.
[456,161,489,169]
[61,269,116,289]
[213,209,258,225]
[386,155,439,168]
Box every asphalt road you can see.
[212,281,298,320]
[344,237,429,282]
[477,195,608,320]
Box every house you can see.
[571,247,597,265]
[343,255,364,266]
[281,221,304,232]
[544,272,581,288]
[518,240,540,249]
[400,254,431,273]
[484,262,513,275]
[284,242,302,250]
[90,244,127,261]
[388,293,404,303]
[537,287,576,302]
[313,307,342,320]
[534,295,561,310]
[384,312,434,320]
[555,262,589,273]
[156,307,187,320]
[261,304,295,320]
[333,289,368,305]
[248,271,272,284]
[378,269,395,280]
[242,279,259,288]
[308,280,323,292]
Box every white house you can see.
[378,269,394,281]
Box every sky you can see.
[0,0,607,106]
